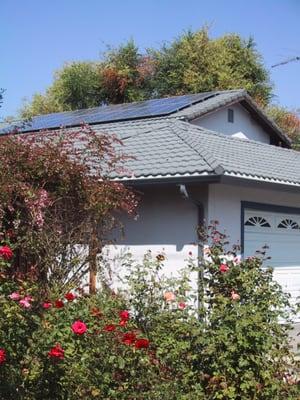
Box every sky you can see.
[1,0,300,119]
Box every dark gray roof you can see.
[95,118,300,188]
[1,90,291,147]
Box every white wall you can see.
[192,104,270,144]
[105,185,207,282]
[207,182,300,245]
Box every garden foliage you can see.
[0,126,137,288]
[0,223,299,399]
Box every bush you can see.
[0,225,299,399]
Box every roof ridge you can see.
[178,120,300,157]
[170,121,219,173]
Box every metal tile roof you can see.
[94,118,300,188]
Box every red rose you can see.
[48,344,64,359]
[119,319,127,327]
[122,332,136,346]
[119,310,130,321]
[219,263,229,273]
[54,299,64,308]
[103,324,116,332]
[0,348,6,364]
[64,292,76,302]
[178,302,186,310]
[135,338,149,349]
[42,302,52,309]
[0,245,13,260]
[71,320,87,335]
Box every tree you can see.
[18,28,300,145]
[150,30,272,105]
[0,125,137,289]
[267,105,300,148]
[21,63,104,118]
[20,29,272,117]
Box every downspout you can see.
[179,184,205,320]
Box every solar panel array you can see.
[1,91,218,134]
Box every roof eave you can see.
[183,91,291,148]
[112,174,221,186]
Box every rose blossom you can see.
[164,292,176,302]
[219,263,229,273]
[54,299,64,308]
[178,302,186,310]
[9,292,20,301]
[19,296,32,309]
[119,310,130,321]
[119,319,127,327]
[48,344,64,359]
[103,324,116,332]
[0,348,6,364]
[231,290,240,301]
[42,302,52,309]
[122,332,136,346]
[71,320,87,335]
[64,292,76,302]
[135,338,150,349]
[0,245,13,260]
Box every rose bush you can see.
[0,225,299,399]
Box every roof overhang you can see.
[115,172,300,193]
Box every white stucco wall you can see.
[207,182,300,245]
[192,104,270,144]
[105,185,207,283]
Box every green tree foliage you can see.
[19,28,299,144]
[150,30,272,105]
[20,29,272,118]
[21,63,103,118]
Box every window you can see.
[228,108,234,123]
[244,216,271,227]
[277,219,300,230]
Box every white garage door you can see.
[244,208,300,308]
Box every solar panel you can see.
[1,91,219,134]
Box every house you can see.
[4,89,300,305]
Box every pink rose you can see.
[164,292,176,302]
[219,264,229,273]
[19,299,31,309]
[178,302,186,310]
[71,320,87,335]
[9,292,20,301]
[42,302,52,309]
[231,290,240,301]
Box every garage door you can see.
[244,208,300,308]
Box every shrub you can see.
[0,225,299,399]
[0,126,137,289]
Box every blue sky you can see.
[1,0,299,118]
